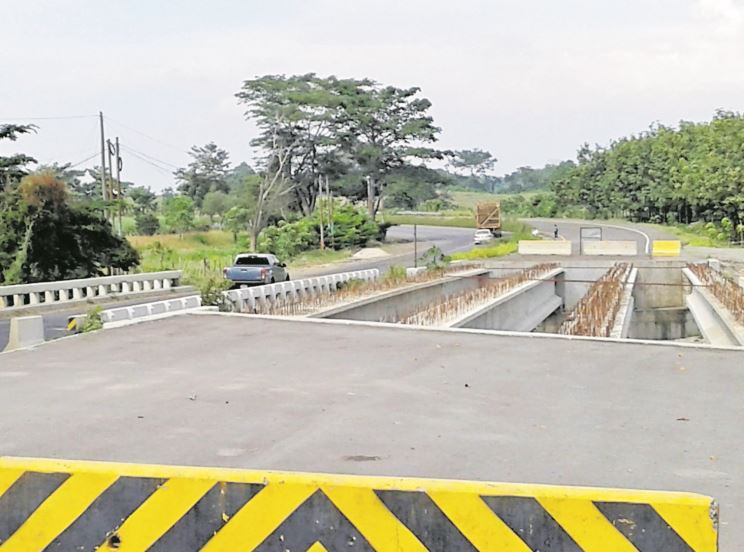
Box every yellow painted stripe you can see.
[538,497,638,552]
[654,502,718,552]
[0,468,24,497]
[307,542,329,552]
[1,472,117,552]
[429,491,531,552]
[200,482,316,551]
[323,485,427,551]
[101,477,214,551]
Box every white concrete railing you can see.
[223,269,380,312]
[0,271,182,310]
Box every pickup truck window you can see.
[235,256,270,266]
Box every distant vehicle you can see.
[475,201,502,237]
[473,229,495,245]
[223,253,289,288]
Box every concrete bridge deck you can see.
[1,314,742,548]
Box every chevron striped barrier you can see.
[0,457,717,551]
[652,240,682,257]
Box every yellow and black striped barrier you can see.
[0,457,717,551]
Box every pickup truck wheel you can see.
[270,277,275,284]
[285,274,291,281]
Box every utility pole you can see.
[99,111,108,207]
[318,176,325,250]
[326,175,334,249]
[414,224,418,268]
[115,137,123,237]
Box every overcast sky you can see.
[1,0,743,191]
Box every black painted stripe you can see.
[149,482,264,551]
[44,476,165,551]
[0,471,69,543]
[595,502,694,552]
[376,489,476,552]
[482,496,582,551]
[255,489,374,551]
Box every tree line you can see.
[551,110,744,237]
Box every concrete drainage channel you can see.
[223,259,744,349]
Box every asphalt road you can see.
[0,225,475,350]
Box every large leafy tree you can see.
[174,142,231,206]
[0,171,138,283]
[0,124,37,189]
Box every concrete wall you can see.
[518,240,572,255]
[450,269,564,332]
[583,240,637,256]
[633,265,687,309]
[683,268,744,347]
[629,308,700,340]
[316,271,487,322]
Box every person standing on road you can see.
[553,224,559,239]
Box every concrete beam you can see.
[683,268,744,347]
[610,267,638,339]
[448,268,564,332]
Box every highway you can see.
[0,225,475,350]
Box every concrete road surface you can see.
[1,314,741,547]
[0,225,475,350]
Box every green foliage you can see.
[82,306,104,333]
[552,111,744,236]
[202,190,234,223]
[194,275,231,308]
[0,171,139,284]
[419,245,449,272]
[382,265,408,285]
[163,195,196,236]
[257,204,386,259]
[0,124,37,189]
[174,143,231,206]
[451,241,519,260]
[135,212,160,235]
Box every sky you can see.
[1,0,743,191]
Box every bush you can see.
[193,275,231,308]
[82,306,104,333]
[258,204,385,259]
[135,212,160,236]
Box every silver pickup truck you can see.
[223,253,290,288]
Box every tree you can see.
[0,124,37,190]
[163,195,196,237]
[0,170,138,283]
[135,212,160,235]
[128,185,157,213]
[335,81,444,217]
[451,149,497,177]
[174,142,231,206]
[201,190,234,225]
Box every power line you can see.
[68,152,100,168]
[122,148,175,175]
[0,114,97,121]
[105,116,187,153]
[119,143,180,169]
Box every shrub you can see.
[135,212,160,236]
[82,306,104,333]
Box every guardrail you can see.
[223,269,379,313]
[67,295,203,332]
[0,271,182,310]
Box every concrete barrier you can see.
[3,315,45,352]
[518,240,572,255]
[0,456,718,551]
[67,296,203,332]
[652,240,682,257]
[610,267,638,339]
[0,271,182,311]
[583,240,638,256]
[224,269,379,313]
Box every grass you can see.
[450,219,536,261]
[642,223,732,248]
[128,230,354,284]
[384,214,476,228]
